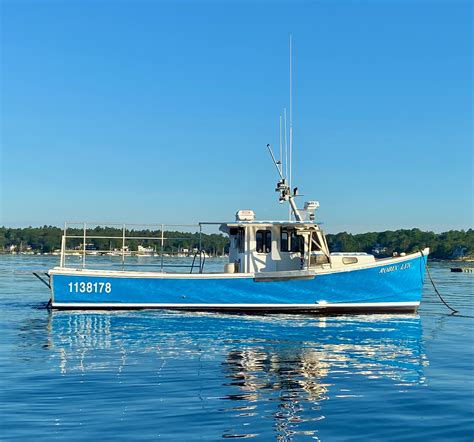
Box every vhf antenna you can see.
[267,36,320,225]
[265,35,303,222]
[279,115,283,176]
[289,34,293,198]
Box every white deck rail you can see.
[59,221,216,273]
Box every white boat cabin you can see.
[220,210,375,274]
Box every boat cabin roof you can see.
[221,221,321,231]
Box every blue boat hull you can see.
[49,251,428,313]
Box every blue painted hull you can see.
[50,252,428,312]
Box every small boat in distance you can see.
[137,245,156,257]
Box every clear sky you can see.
[1,0,472,233]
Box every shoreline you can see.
[1,252,472,263]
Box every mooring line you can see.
[420,249,459,314]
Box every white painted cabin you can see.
[220,210,375,274]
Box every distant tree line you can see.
[326,228,474,259]
[0,226,473,260]
[0,226,229,256]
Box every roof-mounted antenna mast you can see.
[279,115,283,175]
[265,35,302,222]
[267,144,302,221]
[284,108,288,180]
[289,34,293,196]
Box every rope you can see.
[420,249,458,313]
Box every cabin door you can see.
[254,228,275,272]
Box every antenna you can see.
[289,34,293,196]
[267,144,283,179]
[266,144,302,221]
[279,115,283,175]
[265,36,304,223]
[283,107,288,180]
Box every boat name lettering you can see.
[379,262,411,274]
[68,281,112,294]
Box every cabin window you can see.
[290,231,304,253]
[342,257,358,265]
[237,228,245,253]
[230,227,245,253]
[281,229,289,252]
[256,230,272,253]
[298,236,305,253]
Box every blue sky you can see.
[1,0,472,233]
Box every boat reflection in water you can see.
[46,312,428,439]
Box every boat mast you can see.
[266,35,303,222]
[289,34,293,201]
[284,108,288,180]
[279,115,283,176]
[267,144,302,221]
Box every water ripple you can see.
[0,256,473,440]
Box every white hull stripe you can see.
[52,301,420,309]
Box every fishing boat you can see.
[39,162,429,313]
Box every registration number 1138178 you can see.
[68,282,112,293]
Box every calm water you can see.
[1,255,473,441]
